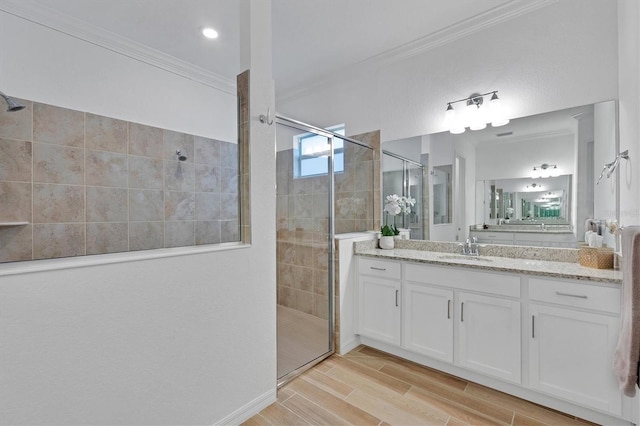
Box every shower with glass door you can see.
[274,115,375,384]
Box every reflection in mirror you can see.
[382,151,425,239]
[382,100,618,248]
[482,175,571,224]
[433,165,452,225]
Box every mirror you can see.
[433,165,452,224]
[381,151,426,239]
[483,175,571,223]
[381,100,618,248]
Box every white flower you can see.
[400,196,416,214]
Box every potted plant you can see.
[380,194,416,248]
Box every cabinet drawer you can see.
[405,263,520,298]
[358,257,401,280]
[529,278,620,314]
[470,231,514,244]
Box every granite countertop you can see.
[354,240,621,284]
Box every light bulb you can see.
[443,104,455,129]
[489,92,510,127]
[468,97,487,131]
[202,27,219,39]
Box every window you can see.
[294,125,345,178]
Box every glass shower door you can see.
[275,122,334,382]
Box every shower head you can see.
[176,149,187,161]
[0,91,25,112]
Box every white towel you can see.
[613,226,640,397]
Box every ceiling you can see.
[23,0,515,95]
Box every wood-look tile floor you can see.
[244,345,598,426]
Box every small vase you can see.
[379,236,394,250]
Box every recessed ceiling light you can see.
[202,27,219,39]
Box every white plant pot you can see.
[379,236,395,250]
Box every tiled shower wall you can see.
[276,140,377,320]
[0,99,239,263]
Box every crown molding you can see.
[0,0,236,95]
[277,0,559,103]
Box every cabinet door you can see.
[457,292,521,383]
[403,283,454,362]
[529,304,621,415]
[358,275,401,345]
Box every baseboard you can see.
[213,388,276,426]
[339,336,361,355]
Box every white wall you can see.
[475,134,575,182]
[0,11,236,142]
[278,0,627,241]
[618,0,640,229]
[0,2,276,424]
[277,0,618,142]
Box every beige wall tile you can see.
[128,156,163,189]
[86,187,128,222]
[86,113,128,153]
[0,225,32,262]
[129,189,164,222]
[86,150,128,187]
[33,143,84,185]
[220,220,239,243]
[129,221,163,251]
[0,182,32,222]
[165,191,195,221]
[33,103,84,147]
[33,224,84,259]
[0,139,32,182]
[195,221,221,245]
[129,122,163,158]
[0,99,32,141]
[195,164,221,193]
[33,184,84,223]
[221,167,239,194]
[163,130,194,161]
[195,192,220,221]
[86,222,128,255]
[220,193,238,220]
[165,221,195,247]
[194,136,220,165]
[220,142,238,170]
[164,161,195,192]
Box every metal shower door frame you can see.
[274,114,373,387]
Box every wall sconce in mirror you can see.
[442,91,509,134]
[531,163,559,178]
[526,182,543,190]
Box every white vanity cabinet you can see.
[402,282,454,362]
[528,278,622,415]
[355,255,630,425]
[356,258,401,346]
[457,291,521,383]
[403,263,522,383]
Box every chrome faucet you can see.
[460,237,480,256]
[470,237,479,255]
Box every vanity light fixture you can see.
[526,182,542,189]
[442,91,509,134]
[201,27,219,39]
[531,163,559,178]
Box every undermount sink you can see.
[438,254,493,262]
